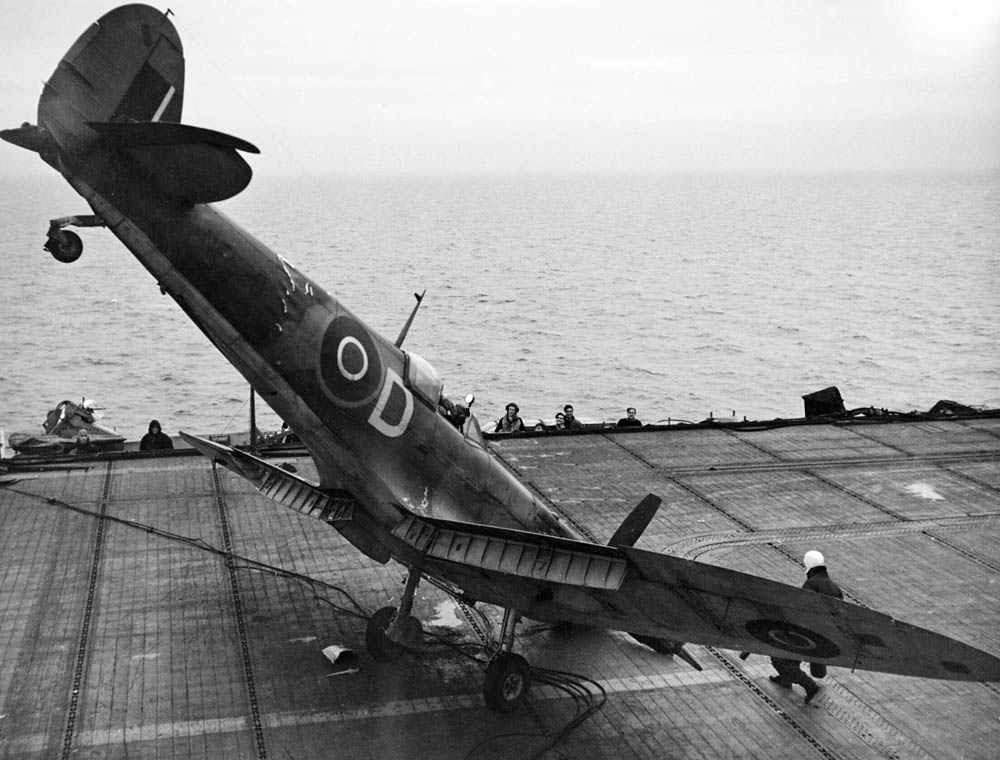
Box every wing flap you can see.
[393,513,628,590]
[179,432,391,563]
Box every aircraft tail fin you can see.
[608,494,661,547]
[38,5,185,162]
[22,6,261,203]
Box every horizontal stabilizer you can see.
[88,121,259,154]
[88,121,258,203]
[89,122,254,203]
[608,494,661,547]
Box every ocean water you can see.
[1,171,998,441]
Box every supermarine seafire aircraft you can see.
[5,4,1000,713]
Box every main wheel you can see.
[366,606,404,662]
[394,615,424,649]
[44,230,83,263]
[483,652,531,713]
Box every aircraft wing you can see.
[392,513,1000,682]
[180,432,1000,683]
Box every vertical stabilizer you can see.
[38,5,184,161]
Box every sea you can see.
[1,171,998,442]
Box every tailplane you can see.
[2,5,257,203]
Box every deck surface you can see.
[2,416,999,759]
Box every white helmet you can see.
[803,550,825,570]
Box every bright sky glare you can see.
[1,0,998,174]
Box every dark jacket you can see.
[140,420,174,451]
[801,565,842,679]
[802,566,843,599]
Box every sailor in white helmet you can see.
[769,550,844,703]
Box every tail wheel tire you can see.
[45,230,83,263]
[483,652,531,713]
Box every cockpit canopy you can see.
[404,351,443,408]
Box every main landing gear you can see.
[364,570,532,714]
[482,608,531,713]
[43,215,105,263]
[366,570,425,661]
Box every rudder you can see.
[38,4,184,161]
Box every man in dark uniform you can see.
[616,407,642,427]
[562,404,582,430]
[139,419,174,451]
[770,550,843,703]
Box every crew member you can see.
[494,403,526,433]
[562,404,582,430]
[139,419,174,451]
[769,550,842,703]
[617,407,642,427]
[438,394,469,430]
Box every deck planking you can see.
[1,416,999,759]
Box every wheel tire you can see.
[483,653,531,713]
[395,615,424,649]
[45,230,83,263]
[366,606,404,662]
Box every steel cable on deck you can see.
[14,485,610,757]
[460,666,607,760]
[7,486,372,620]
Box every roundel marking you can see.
[318,315,382,406]
[745,619,841,659]
[337,336,368,380]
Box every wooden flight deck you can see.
[1,415,998,759]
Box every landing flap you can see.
[392,512,629,591]
[179,432,391,563]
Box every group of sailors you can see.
[137,402,641,451]
[494,402,643,434]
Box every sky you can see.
[1,0,998,175]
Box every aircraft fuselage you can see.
[60,143,578,555]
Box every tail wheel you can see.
[483,652,531,713]
[44,230,83,263]
[365,606,404,662]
